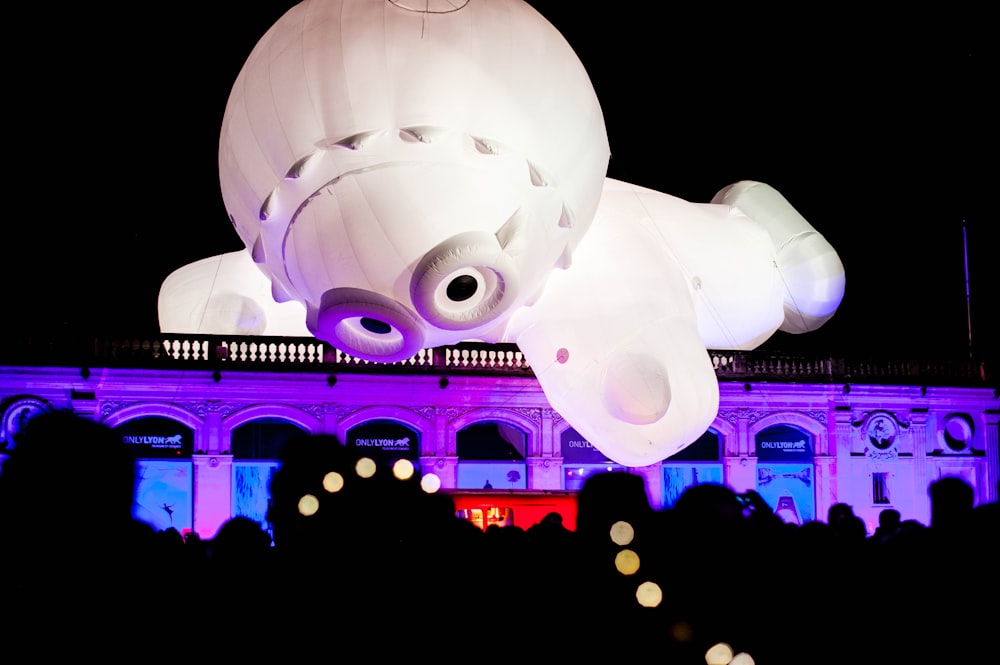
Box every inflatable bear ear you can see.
[508,183,722,467]
[158,251,311,338]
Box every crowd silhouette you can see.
[0,409,996,663]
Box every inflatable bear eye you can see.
[410,231,520,331]
[447,274,478,302]
[307,288,426,363]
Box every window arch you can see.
[232,417,309,460]
[557,424,626,490]
[752,423,816,524]
[112,415,195,535]
[231,416,311,540]
[661,428,724,508]
[336,405,430,441]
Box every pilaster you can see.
[983,410,999,503]
[421,456,459,489]
[192,454,232,540]
[526,457,563,490]
[724,456,756,494]
[832,406,853,507]
[631,464,663,510]
[908,409,930,524]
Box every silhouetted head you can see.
[672,482,745,530]
[211,515,273,566]
[929,476,974,531]
[575,471,652,544]
[878,508,901,530]
[0,409,139,538]
[539,511,565,528]
[827,502,856,524]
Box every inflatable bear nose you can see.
[307,288,427,363]
[410,231,521,331]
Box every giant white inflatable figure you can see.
[159,0,845,466]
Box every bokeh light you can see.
[729,653,754,665]
[420,473,442,493]
[609,520,634,545]
[669,621,694,642]
[635,581,662,607]
[705,642,734,665]
[298,494,319,516]
[392,458,414,480]
[355,457,377,478]
[614,548,640,575]
[323,471,344,493]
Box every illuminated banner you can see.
[561,428,613,463]
[347,420,419,460]
[755,425,813,461]
[115,416,193,458]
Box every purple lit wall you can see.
[2,365,996,540]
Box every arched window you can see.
[560,427,626,491]
[754,424,815,524]
[232,418,309,537]
[661,429,724,508]
[115,416,194,535]
[456,421,527,489]
[232,418,307,460]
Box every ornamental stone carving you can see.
[100,401,134,418]
[512,407,542,423]
[297,403,324,419]
[801,410,828,424]
[719,407,768,425]
[329,405,362,418]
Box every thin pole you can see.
[963,219,973,359]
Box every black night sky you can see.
[6,1,995,361]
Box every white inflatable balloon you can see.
[159,0,845,466]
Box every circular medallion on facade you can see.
[868,414,898,450]
[940,414,973,452]
[1,397,50,451]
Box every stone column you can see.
[736,412,753,457]
[832,406,853,508]
[204,401,225,454]
[437,407,455,457]
[632,464,663,510]
[724,456,756,493]
[322,403,340,435]
[719,408,754,491]
[908,409,930,524]
[983,409,999,503]
[192,454,232,540]
[540,408,556,457]
[813,455,836,521]
[526,457,563,490]
[421,456,459,489]
[416,407,458,489]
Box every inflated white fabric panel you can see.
[159,0,845,465]
[217,0,609,354]
[158,251,310,337]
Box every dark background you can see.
[6,1,995,361]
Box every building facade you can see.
[2,334,997,540]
